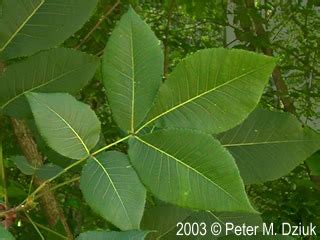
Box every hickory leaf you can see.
[140,48,276,134]
[218,109,320,184]
[128,129,255,213]
[0,48,98,117]
[0,0,98,59]
[0,225,15,240]
[77,230,149,240]
[102,7,163,133]
[27,92,101,160]
[80,151,146,230]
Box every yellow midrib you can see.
[129,18,135,133]
[223,139,313,147]
[30,94,90,155]
[0,0,45,51]
[135,136,242,205]
[1,63,91,110]
[92,156,132,225]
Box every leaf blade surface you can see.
[102,8,163,132]
[27,92,101,160]
[0,0,98,59]
[129,129,255,213]
[80,151,146,230]
[142,48,276,134]
[218,109,320,184]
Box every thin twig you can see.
[75,0,121,49]
[0,135,131,218]
[0,136,8,207]
[23,215,68,239]
[35,176,80,200]
[25,212,45,240]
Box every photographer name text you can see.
[176,222,317,237]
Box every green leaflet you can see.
[102,8,163,133]
[77,230,149,240]
[128,129,255,213]
[11,155,63,179]
[35,163,63,180]
[0,225,15,240]
[11,155,36,175]
[0,48,98,117]
[27,93,101,160]
[218,108,320,184]
[139,48,276,134]
[80,151,146,230]
[0,0,43,51]
[0,0,98,59]
[141,204,192,240]
[306,151,320,176]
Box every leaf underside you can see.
[0,0,98,59]
[77,230,149,240]
[80,151,146,230]
[27,92,101,160]
[218,108,320,184]
[143,48,276,134]
[128,129,255,213]
[0,48,98,117]
[102,7,163,133]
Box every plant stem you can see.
[1,135,131,220]
[91,135,131,156]
[30,158,87,198]
[11,118,74,239]
[0,131,8,206]
[25,212,45,240]
[34,176,80,200]
[75,0,120,49]
[23,215,68,239]
[29,135,130,201]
